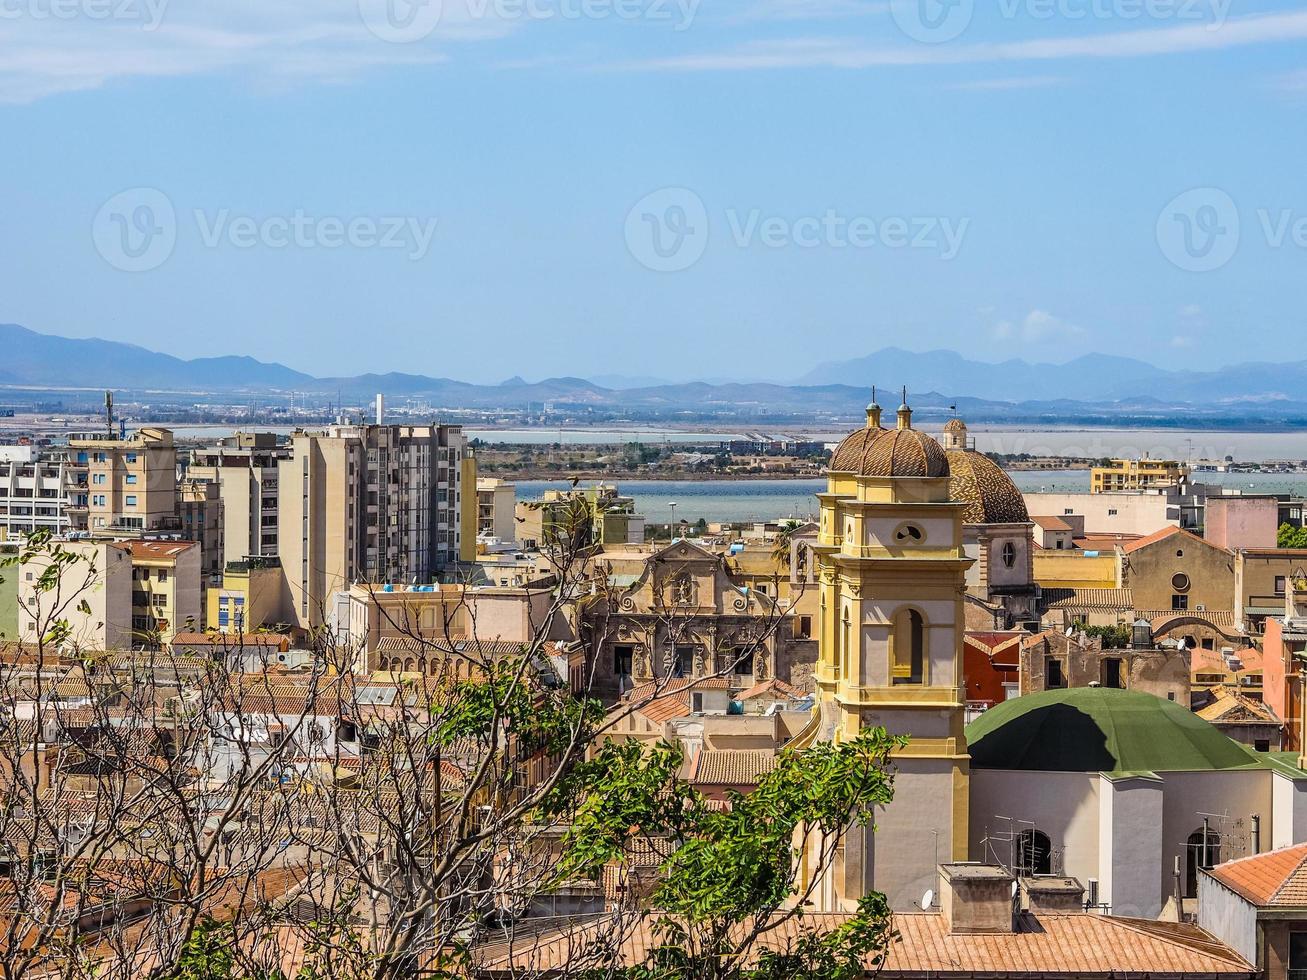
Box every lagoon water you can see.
[518,471,1307,525]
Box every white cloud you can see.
[616,10,1307,72]
[994,309,1084,343]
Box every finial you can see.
[865,385,883,428]
[897,386,912,430]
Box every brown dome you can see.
[830,426,949,478]
[946,449,1029,525]
[943,418,968,435]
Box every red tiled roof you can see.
[1207,843,1307,907]
[1032,515,1072,531]
[1121,525,1225,556]
[735,678,807,702]
[471,911,1254,976]
[690,749,777,786]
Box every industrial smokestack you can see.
[375,394,385,426]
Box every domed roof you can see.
[966,687,1259,774]
[946,449,1030,525]
[830,426,949,478]
[943,418,968,435]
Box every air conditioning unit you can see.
[1196,604,1207,612]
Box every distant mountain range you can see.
[5,323,1307,422]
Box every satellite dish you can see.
[920,889,934,910]
[1011,881,1019,897]
[1065,627,1075,637]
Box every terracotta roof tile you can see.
[691,749,778,786]
[1208,843,1307,907]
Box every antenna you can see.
[105,391,114,438]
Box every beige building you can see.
[277,421,470,632]
[1118,525,1235,617]
[69,427,177,533]
[185,432,287,561]
[476,477,517,543]
[1091,456,1188,493]
[1234,549,1307,637]
[207,555,285,635]
[118,540,201,648]
[18,539,133,650]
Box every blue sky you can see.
[2,0,1306,383]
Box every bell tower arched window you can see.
[891,609,925,685]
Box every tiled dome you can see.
[946,449,1030,525]
[830,426,949,478]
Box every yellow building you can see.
[207,556,285,634]
[118,540,202,648]
[810,395,973,911]
[1090,457,1187,493]
[1032,550,1119,590]
[69,426,177,532]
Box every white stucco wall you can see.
[1272,770,1307,850]
[1099,774,1165,918]
[969,769,1101,887]
[1198,873,1259,967]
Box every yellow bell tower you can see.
[813,391,973,911]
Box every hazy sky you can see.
[2,0,1306,383]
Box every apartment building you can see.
[68,427,177,533]
[119,540,202,648]
[207,555,284,634]
[277,420,470,632]
[476,477,517,543]
[18,540,134,650]
[0,444,85,539]
[1090,456,1188,493]
[185,432,287,561]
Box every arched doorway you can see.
[1186,828,1220,897]
[1016,829,1052,877]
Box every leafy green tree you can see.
[1280,523,1307,549]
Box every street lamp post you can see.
[669,501,677,541]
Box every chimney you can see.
[939,864,1015,935]
[375,394,385,426]
[1022,876,1086,914]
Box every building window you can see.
[1101,657,1122,689]
[1002,542,1017,569]
[672,645,694,678]
[125,495,137,507]
[1172,594,1189,611]
[730,648,753,676]
[125,474,137,485]
[891,609,925,686]
[797,615,812,639]
[1016,829,1052,877]
[126,453,137,463]
[1290,934,1307,978]
[895,523,925,544]
[1046,659,1064,688]
[1172,573,1191,593]
[157,569,168,582]
[614,644,633,677]
[1277,577,1288,596]
[1255,739,1271,753]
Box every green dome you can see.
[966,687,1259,774]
